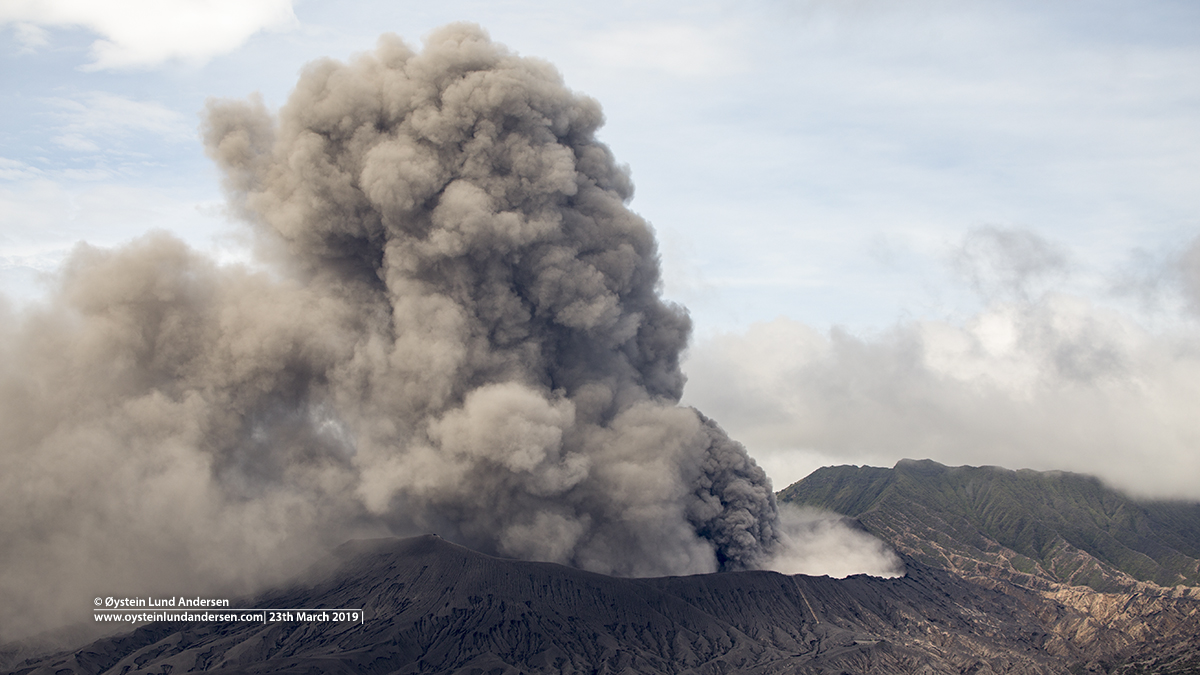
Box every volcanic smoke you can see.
[0,24,780,640]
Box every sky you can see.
[3,0,1200,498]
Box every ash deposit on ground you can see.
[0,24,871,642]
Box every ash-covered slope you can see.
[779,460,1200,674]
[6,535,1086,675]
[779,459,1200,592]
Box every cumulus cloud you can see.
[683,228,1200,500]
[0,0,297,69]
[0,25,781,641]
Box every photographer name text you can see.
[97,596,231,609]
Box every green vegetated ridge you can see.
[778,459,1200,593]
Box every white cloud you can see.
[46,92,192,147]
[683,232,1200,500]
[0,0,298,69]
[0,157,45,181]
[6,92,199,182]
[50,134,100,153]
[950,226,1072,302]
[10,20,47,51]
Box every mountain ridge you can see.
[11,461,1200,674]
[778,459,1200,592]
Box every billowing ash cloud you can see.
[0,24,780,641]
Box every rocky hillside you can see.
[779,459,1200,674]
[11,462,1200,675]
[778,459,1200,593]
[7,534,1187,675]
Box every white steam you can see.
[766,504,903,578]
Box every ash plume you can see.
[0,24,779,640]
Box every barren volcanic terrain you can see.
[9,514,1200,674]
